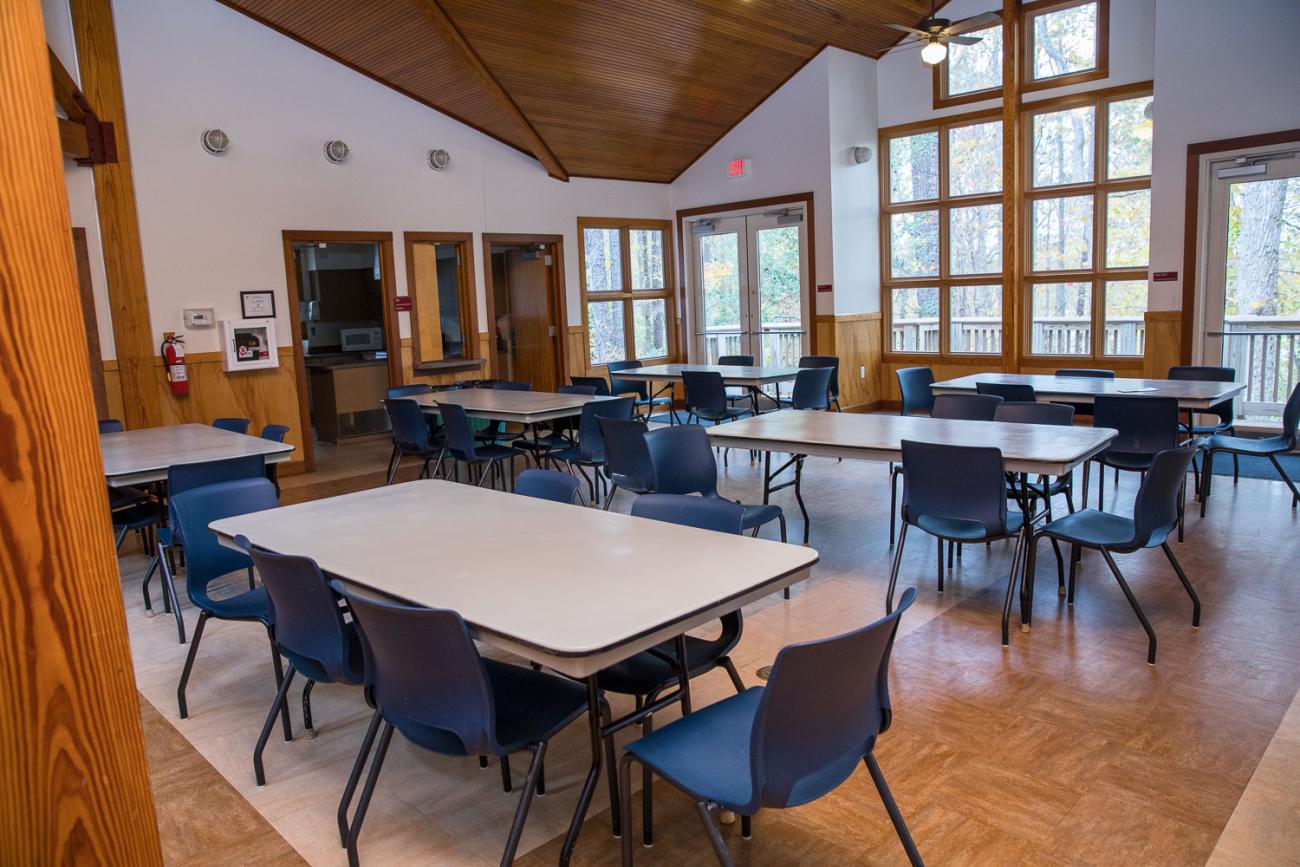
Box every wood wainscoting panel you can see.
[399,338,486,388]
[565,325,589,381]
[1143,310,1184,378]
[815,314,837,358]
[834,312,883,411]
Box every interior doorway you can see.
[281,231,398,472]
[483,234,569,391]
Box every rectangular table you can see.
[611,363,802,389]
[101,423,295,487]
[408,388,616,426]
[930,373,1245,410]
[210,480,817,864]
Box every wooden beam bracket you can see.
[48,43,117,165]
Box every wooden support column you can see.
[69,0,161,428]
[0,0,162,863]
[1002,0,1023,371]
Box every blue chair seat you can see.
[596,633,735,696]
[626,687,762,810]
[112,502,161,531]
[694,407,748,423]
[197,585,272,621]
[388,659,587,756]
[1006,476,1070,499]
[1037,509,1155,551]
[462,442,524,461]
[740,502,783,532]
[1203,432,1290,456]
[109,486,151,510]
[551,444,604,465]
[915,510,1023,542]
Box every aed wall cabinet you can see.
[220,318,279,372]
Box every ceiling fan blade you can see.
[947,35,983,45]
[885,22,934,38]
[946,10,1002,35]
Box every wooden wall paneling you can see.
[103,360,125,422]
[565,325,589,380]
[0,1,162,860]
[71,227,109,418]
[833,312,883,411]
[69,0,161,430]
[815,314,837,358]
[1142,310,1182,378]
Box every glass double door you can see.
[691,211,810,366]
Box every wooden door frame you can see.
[280,230,399,472]
[674,192,818,362]
[402,231,479,366]
[481,233,570,384]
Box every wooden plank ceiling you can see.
[219,0,937,182]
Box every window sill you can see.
[412,357,486,373]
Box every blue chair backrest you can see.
[387,384,433,399]
[631,494,743,534]
[799,356,840,400]
[385,398,435,453]
[558,384,597,395]
[438,402,480,458]
[645,424,717,497]
[607,360,649,400]
[1056,368,1114,379]
[976,381,1036,403]
[994,401,1073,426]
[260,424,290,443]
[492,380,532,391]
[717,355,753,366]
[335,587,497,756]
[1282,382,1300,450]
[1168,365,1236,424]
[1129,447,1195,547]
[1092,396,1179,456]
[901,440,1008,535]
[932,393,1002,421]
[98,418,123,434]
[212,417,251,434]
[895,367,935,416]
[576,396,635,459]
[170,478,278,608]
[598,417,655,490]
[169,453,267,498]
[571,376,612,396]
[790,367,833,410]
[246,544,355,682]
[516,469,582,504]
[682,370,728,414]
[747,588,916,810]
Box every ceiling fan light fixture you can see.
[921,40,948,65]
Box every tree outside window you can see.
[579,218,674,367]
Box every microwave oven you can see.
[339,327,383,352]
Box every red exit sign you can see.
[727,158,751,179]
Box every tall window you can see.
[934,23,1003,108]
[883,114,1004,354]
[1023,0,1108,92]
[1025,87,1151,357]
[578,218,674,367]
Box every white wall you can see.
[1148,0,1300,309]
[827,49,881,315]
[54,0,672,356]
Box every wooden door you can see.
[504,249,558,391]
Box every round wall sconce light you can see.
[200,128,230,156]
[427,148,451,171]
[324,140,350,164]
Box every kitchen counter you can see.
[308,360,389,442]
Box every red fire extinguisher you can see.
[161,334,189,396]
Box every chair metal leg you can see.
[1233,452,1240,483]
[619,751,638,865]
[1000,529,1027,647]
[302,679,315,736]
[500,741,547,866]
[1098,461,1106,511]
[1098,547,1157,664]
[600,696,622,837]
[177,610,210,718]
[1268,453,1300,507]
[935,537,944,593]
[386,453,402,486]
[720,657,746,693]
[345,721,395,867]
[642,711,655,847]
[889,467,900,546]
[500,754,513,793]
[741,814,752,839]
[266,628,292,741]
[1067,543,1080,603]
[603,482,620,511]
[865,754,924,867]
[1161,542,1201,626]
[694,802,735,867]
[338,709,382,847]
[254,667,296,786]
[1201,450,1214,517]
[885,523,909,613]
[142,550,160,613]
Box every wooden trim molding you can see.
[402,231,478,367]
[575,216,677,368]
[481,233,570,383]
[69,0,161,429]
[1019,0,1109,94]
[0,1,162,860]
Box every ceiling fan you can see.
[887,2,1001,65]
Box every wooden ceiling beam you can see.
[407,0,569,182]
[47,45,85,122]
[58,116,89,159]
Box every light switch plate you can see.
[859,366,866,378]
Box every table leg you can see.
[559,676,604,866]
[762,451,771,505]
[794,457,809,545]
[674,635,693,715]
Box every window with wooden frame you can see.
[404,232,478,366]
[933,21,1003,109]
[1024,84,1152,358]
[1022,0,1108,93]
[578,217,675,367]
[881,111,1005,356]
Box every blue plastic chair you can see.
[382,398,444,485]
[895,367,935,416]
[995,401,1077,516]
[976,380,1037,403]
[609,359,673,422]
[571,375,612,396]
[1089,396,1181,516]
[682,370,750,426]
[386,384,433,399]
[787,366,834,411]
[101,417,154,540]
[439,401,523,490]
[888,440,1026,646]
[259,424,290,495]
[513,384,594,466]
[801,355,842,410]
[1168,365,1238,486]
[515,469,582,504]
[617,588,921,867]
[1201,380,1300,515]
[241,543,364,786]
[212,417,252,434]
[148,453,269,643]
[1035,447,1199,664]
[717,354,754,407]
[98,418,124,433]
[551,397,635,504]
[1055,369,1113,418]
[170,478,286,726]
[597,416,657,510]
[332,587,588,866]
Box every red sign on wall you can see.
[1152,271,1178,282]
[394,296,413,312]
[816,284,833,293]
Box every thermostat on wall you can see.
[183,308,215,328]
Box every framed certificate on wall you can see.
[240,290,276,318]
